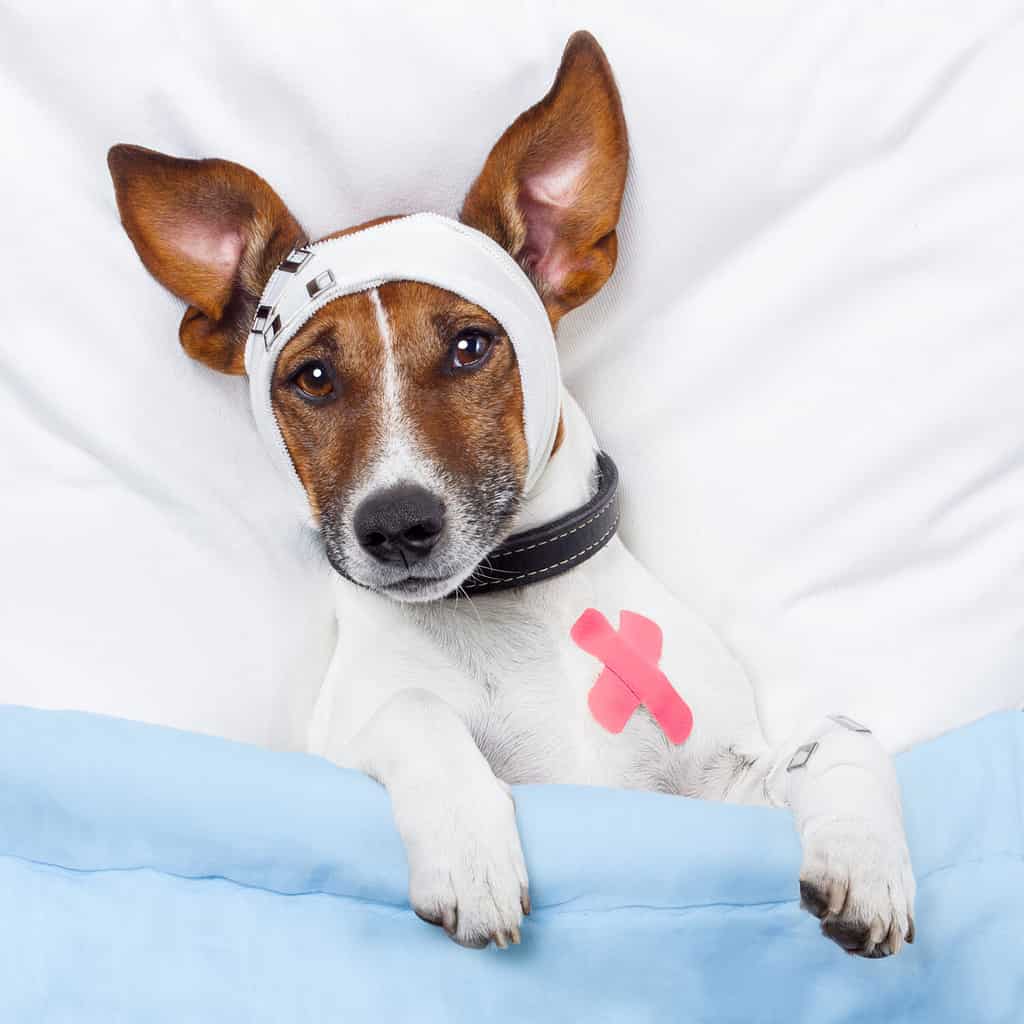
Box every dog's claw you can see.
[494,932,508,950]
[884,917,904,957]
[442,905,457,937]
[521,886,531,916]
[510,925,521,945]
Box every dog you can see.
[108,31,915,957]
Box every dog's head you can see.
[108,32,627,602]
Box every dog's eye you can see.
[449,331,495,372]
[291,359,336,402]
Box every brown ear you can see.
[107,145,305,374]
[460,31,628,324]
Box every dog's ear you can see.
[107,145,305,374]
[460,31,628,325]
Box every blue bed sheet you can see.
[0,705,1019,1022]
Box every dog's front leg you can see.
[746,715,917,957]
[343,687,529,949]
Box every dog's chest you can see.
[458,618,593,785]
[411,590,674,789]
[318,542,756,796]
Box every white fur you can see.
[308,380,916,955]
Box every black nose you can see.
[353,484,446,564]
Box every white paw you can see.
[799,820,916,958]
[397,777,529,949]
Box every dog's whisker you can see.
[455,584,484,628]
[469,562,522,578]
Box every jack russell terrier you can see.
[108,31,915,957]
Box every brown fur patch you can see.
[381,282,528,486]
[272,290,385,520]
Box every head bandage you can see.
[243,213,562,509]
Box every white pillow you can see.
[1,1,1021,751]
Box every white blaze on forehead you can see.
[369,288,401,441]
[363,287,435,493]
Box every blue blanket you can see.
[0,705,1019,1022]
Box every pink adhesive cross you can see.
[571,609,694,745]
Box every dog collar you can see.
[244,213,562,512]
[455,451,620,597]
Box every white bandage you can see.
[243,214,562,513]
[765,714,904,837]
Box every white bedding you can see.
[1,0,1021,752]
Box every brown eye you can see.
[292,359,335,402]
[450,331,495,372]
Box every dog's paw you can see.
[799,820,916,958]
[401,778,529,950]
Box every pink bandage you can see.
[571,609,694,745]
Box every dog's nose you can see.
[353,484,446,564]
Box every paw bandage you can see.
[571,609,694,745]
[243,214,562,513]
[765,714,904,840]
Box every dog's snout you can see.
[354,484,445,564]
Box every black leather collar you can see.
[453,451,620,597]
